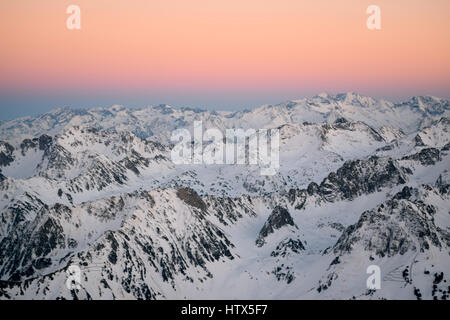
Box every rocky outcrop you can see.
[256,206,297,247]
[0,142,14,167]
[176,187,207,211]
[271,238,305,257]
[333,186,449,258]
[0,213,66,281]
[310,156,408,202]
[38,134,53,151]
[402,148,441,166]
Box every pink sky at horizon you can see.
[0,0,449,111]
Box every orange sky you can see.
[0,0,449,115]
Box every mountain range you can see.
[0,92,449,300]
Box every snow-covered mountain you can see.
[0,93,448,145]
[0,93,449,300]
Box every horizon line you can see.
[1,91,449,122]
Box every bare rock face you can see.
[256,206,297,247]
[402,148,441,166]
[38,134,53,151]
[310,156,408,202]
[271,238,305,257]
[176,187,207,211]
[0,141,14,167]
[333,185,449,258]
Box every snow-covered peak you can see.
[335,92,378,107]
[1,93,449,146]
[397,95,449,114]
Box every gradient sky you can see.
[0,0,449,119]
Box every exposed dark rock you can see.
[313,156,408,202]
[287,189,307,209]
[33,258,52,270]
[333,117,350,125]
[307,182,319,196]
[256,206,297,247]
[119,151,151,176]
[442,142,450,151]
[414,287,422,300]
[376,144,394,152]
[402,148,441,166]
[434,272,444,285]
[329,256,340,266]
[106,232,118,265]
[272,264,295,284]
[0,141,14,167]
[38,134,53,151]
[333,186,447,258]
[0,214,66,280]
[40,144,75,179]
[414,135,425,147]
[327,118,383,142]
[271,238,305,257]
[20,139,37,156]
[393,186,412,200]
[176,187,207,211]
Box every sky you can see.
[0,0,449,120]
